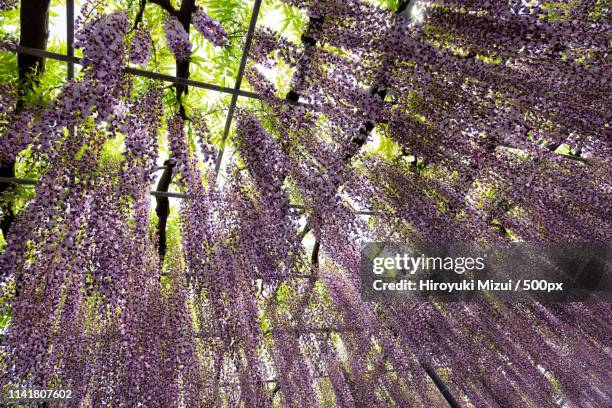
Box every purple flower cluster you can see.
[165,115,272,405]
[192,112,216,165]
[251,28,301,67]
[192,8,228,47]
[0,11,205,404]
[0,84,15,119]
[163,16,192,61]
[75,11,129,80]
[234,109,304,278]
[75,0,100,34]
[0,0,16,11]
[235,0,612,404]
[129,29,151,65]
[250,28,278,65]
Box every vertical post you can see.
[66,0,74,79]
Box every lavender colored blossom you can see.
[163,16,192,61]
[129,29,151,65]
[192,8,228,47]
[75,11,129,78]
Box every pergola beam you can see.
[5,45,262,100]
[213,0,263,176]
[0,177,376,215]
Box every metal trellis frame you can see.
[7,44,263,100]
[0,177,376,215]
[213,0,263,176]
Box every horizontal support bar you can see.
[0,177,37,185]
[149,190,187,199]
[0,177,375,215]
[5,48,588,167]
[291,204,376,216]
[497,143,588,163]
[7,45,261,100]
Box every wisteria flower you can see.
[163,16,192,61]
[129,29,152,65]
[192,8,228,47]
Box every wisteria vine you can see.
[0,0,610,407]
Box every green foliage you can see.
[274,283,294,304]
[0,281,13,334]
[261,0,308,41]
[540,1,574,20]
[99,134,126,166]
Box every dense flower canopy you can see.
[0,0,610,407]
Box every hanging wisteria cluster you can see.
[129,28,152,65]
[163,16,192,61]
[192,7,228,47]
[162,9,227,62]
[0,0,611,407]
